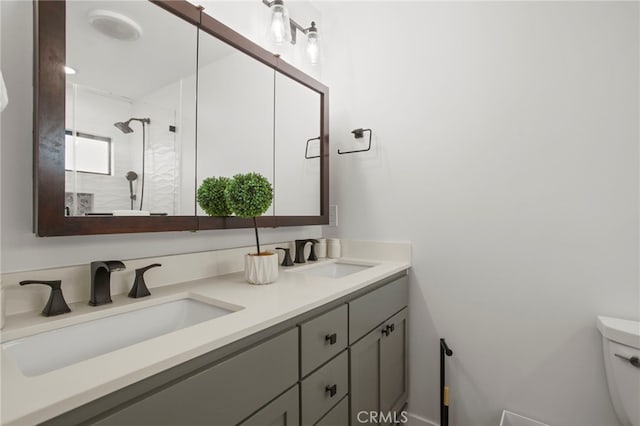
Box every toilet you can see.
[597,316,640,426]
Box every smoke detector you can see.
[88,10,142,41]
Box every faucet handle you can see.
[137,263,161,275]
[20,280,71,317]
[128,263,161,299]
[307,239,319,261]
[275,247,294,266]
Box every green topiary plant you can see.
[225,172,273,254]
[197,176,233,217]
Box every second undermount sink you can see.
[293,261,375,279]
[2,297,239,377]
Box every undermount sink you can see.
[293,261,375,279]
[2,298,237,376]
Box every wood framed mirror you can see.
[34,0,329,236]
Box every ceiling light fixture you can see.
[63,66,77,75]
[262,0,321,65]
[88,10,143,42]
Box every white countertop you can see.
[0,257,410,425]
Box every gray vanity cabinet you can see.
[42,272,409,426]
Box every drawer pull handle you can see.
[325,384,337,397]
[325,333,337,345]
[615,353,640,368]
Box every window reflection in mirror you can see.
[196,29,275,216]
[65,1,198,216]
[274,72,321,216]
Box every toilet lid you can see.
[597,316,640,348]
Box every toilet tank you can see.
[597,316,640,426]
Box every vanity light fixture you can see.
[265,0,292,44]
[262,0,321,64]
[305,22,319,65]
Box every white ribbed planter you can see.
[244,252,279,285]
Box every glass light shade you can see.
[269,2,292,45]
[307,31,319,65]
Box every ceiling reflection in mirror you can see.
[196,29,275,217]
[65,1,198,216]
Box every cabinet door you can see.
[240,385,299,426]
[350,308,408,426]
[350,324,383,425]
[380,309,408,420]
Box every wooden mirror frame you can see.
[34,0,329,236]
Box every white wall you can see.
[0,0,322,274]
[319,2,639,426]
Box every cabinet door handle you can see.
[325,384,337,397]
[325,333,337,345]
[381,324,395,336]
[615,353,640,368]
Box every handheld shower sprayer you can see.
[114,118,150,210]
[126,171,138,210]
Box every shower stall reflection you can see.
[64,83,194,216]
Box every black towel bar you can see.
[440,338,453,426]
[338,128,372,155]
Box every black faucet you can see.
[294,239,320,263]
[20,280,71,316]
[294,240,310,263]
[90,260,125,306]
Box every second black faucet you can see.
[294,239,320,264]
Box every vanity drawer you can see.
[300,304,348,377]
[301,350,348,425]
[315,395,348,426]
[349,275,408,344]
[92,328,298,426]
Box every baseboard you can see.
[406,412,439,426]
